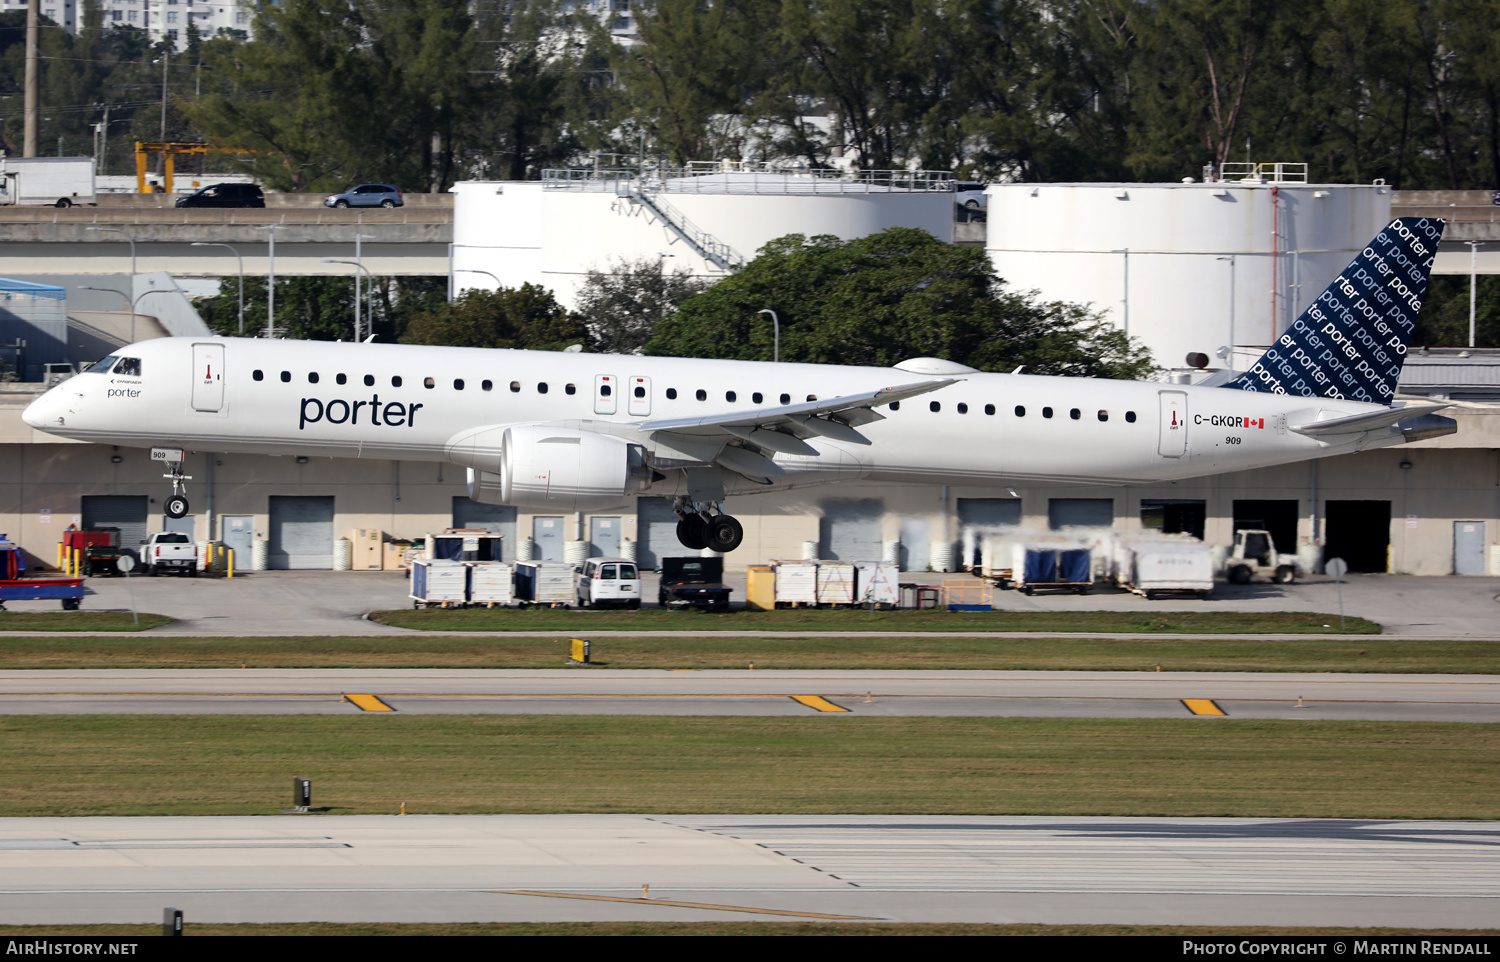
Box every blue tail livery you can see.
[1227,217,1445,405]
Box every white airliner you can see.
[23,218,1454,553]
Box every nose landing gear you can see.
[163,460,193,519]
[673,498,744,552]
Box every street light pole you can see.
[324,259,372,342]
[190,242,244,335]
[80,285,186,343]
[1467,241,1483,348]
[86,227,136,282]
[455,269,501,288]
[756,309,779,363]
[354,233,375,342]
[256,226,287,338]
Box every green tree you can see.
[400,283,584,351]
[575,258,711,354]
[647,228,1155,379]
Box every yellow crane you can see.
[134,142,260,194]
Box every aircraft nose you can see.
[22,389,63,430]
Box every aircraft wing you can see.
[637,378,958,454]
[1289,401,1451,437]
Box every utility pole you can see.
[24,0,38,157]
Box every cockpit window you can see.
[85,356,118,374]
[113,357,141,377]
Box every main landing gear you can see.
[673,498,744,552]
[163,460,192,519]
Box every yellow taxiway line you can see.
[790,694,850,713]
[1181,698,1227,716]
[493,889,876,920]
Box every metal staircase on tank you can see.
[621,182,744,273]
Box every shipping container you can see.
[410,559,466,607]
[513,560,574,606]
[466,561,515,606]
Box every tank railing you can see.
[542,166,957,195]
[1214,162,1309,184]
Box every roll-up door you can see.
[81,495,148,556]
[636,497,678,570]
[268,496,335,569]
[1048,498,1114,530]
[451,497,517,561]
[957,497,1022,567]
[819,499,883,561]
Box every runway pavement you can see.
[2,569,1497,638]
[1,815,1494,927]
[2,668,1496,721]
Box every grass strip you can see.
[0,611,171,632]
[0,923,1494,937]
[371,608,1382,635]
[0,634,1492,673]
[3,716,1495,819]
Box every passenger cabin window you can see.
[1042,407,1053,418]
[666,388,678,399]
[424,377,435,389]
[634,386,645,398]
[696,389,707,401]
[280,371,291,383]
[780,393,791,405]
[308,372,319,384]
[538,383,549,394]
[510,381,521,393]
[565,384,577,395]
[1070,408,1081,420]
[454,379,465,390]
[1097,410,1109,421]
[482,380,493,391]
[726,391,737,402]
[86,356,119,375]
[1126,411,1137,422]
[252,370,264,382]
[984,404,995,415]
[364,375,375,387]
[600,384,611,396]
[391,376,403,388]
[1015,405,1025,417]
[889,401,900,411]
[753,392,763,404]
[957,403,968,414]
[336,374,347,385]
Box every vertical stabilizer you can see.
[1226,217,1445,405]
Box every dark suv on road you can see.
[175,183,266,209]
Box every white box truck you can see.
[0,157,96,207]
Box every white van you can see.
[577,557,642,609]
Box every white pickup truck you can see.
[140,532,198,577]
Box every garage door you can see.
[451,498,517,561]
[268,496,335,569]
[957,498,1021,567]
[1048,498,1114,530]
[81,495,148,556]
[819,499,883,561]
[637,497,679,570]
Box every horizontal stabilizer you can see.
[1290,402,1450,437]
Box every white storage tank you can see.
[986,172,1392,370]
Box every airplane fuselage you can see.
[23,336,1410,499]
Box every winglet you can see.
[1226,217,1445,405]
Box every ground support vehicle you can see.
[140,532,198,577]
[410,559,466,608]
[1225,529,1298,585]
[465,561,514,607]
[1116,540,1214,600]
[1013,545,1093,595]
[514,561,574,607]
[578,558,641,609]
[658,557,731,610]
[0,535,83,610]
[855,562,900,608]
[62,528,129,576]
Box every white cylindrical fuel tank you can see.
[251,539,269,571]
[987,179,1392,369]
[930,541,955,573]
[333,538,351,571]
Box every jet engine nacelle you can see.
[460,424,654,511]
